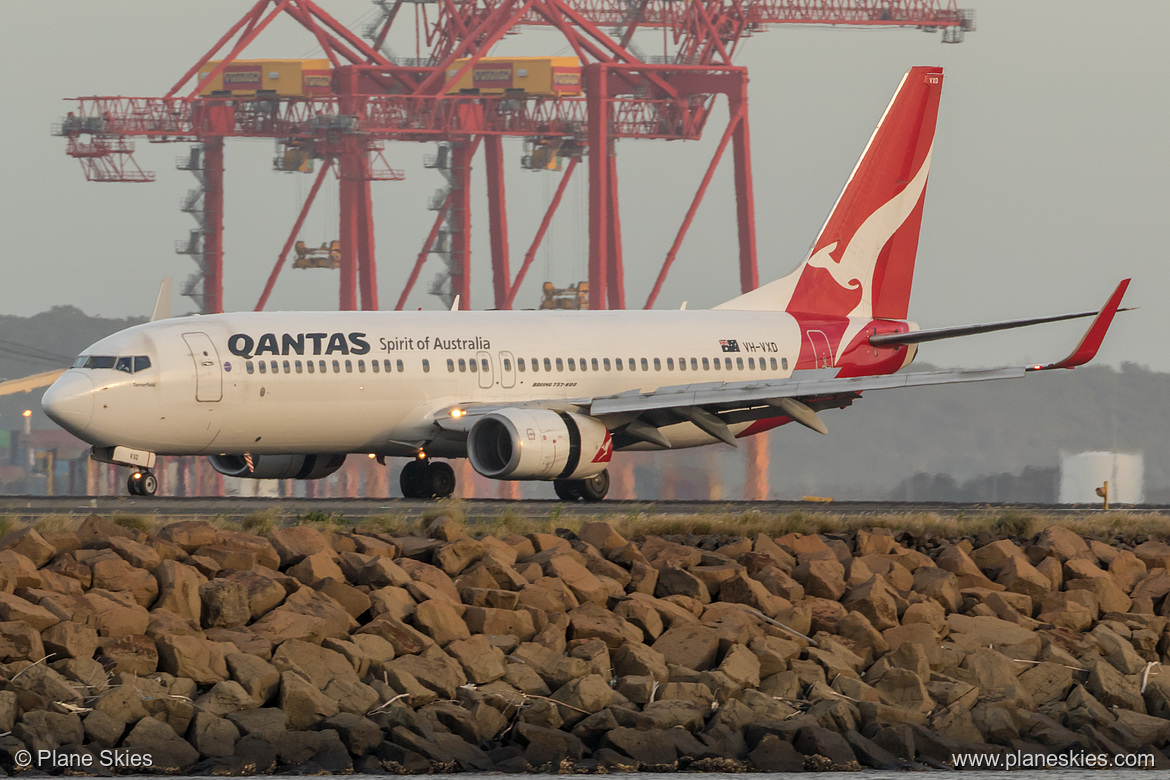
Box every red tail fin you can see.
[717,66,943,316]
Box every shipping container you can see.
[197,59,332,98]
[445,57,582,97]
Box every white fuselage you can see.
[45,308,813,457]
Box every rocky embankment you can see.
[1,514,1170,774]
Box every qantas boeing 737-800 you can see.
[41,66,1129,500]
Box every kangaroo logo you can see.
[805,145,933,319]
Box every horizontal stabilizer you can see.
[871,305,1135,347]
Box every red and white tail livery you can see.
[42,67,1129,501]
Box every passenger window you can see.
[691,358,699,371]
[283,360,291,373]
[555,358,563,371]
[579,358,587,372]
[371,360,379,373]
[397,359,405,372]
[307,361,314,374]
[447,359,455,373]
[246,362,254,374]
[780,358,788,370]
[543,358,552,371]
[679,358,686,372]
[345,360,353,373]
[518,358,526,372]
[421,360,429,373]
[591,358,599,371]
[748,358,755,370]
[258,361,267,374]
[481,359,489,372]
[319,360,327,373]
[358,360,366,373]
[115,357,133,373]
[652,358,660,371]
[701,358,710,370]
[458,359,466,373]
[530,358,538,373]
[736,357,744,370]
[615,358,623,371]
[603,358,611,371]
[332,360,341,373]
[712,358,721,371]
[503,358,512,372]
[270,361,279,373]
[134,356,151,372]
[770,358,778,370]
[568,358,576,371]
[629,358,637,371]
[470,359,478,373]
[385,359,393,372]
[666,358,674,370]
[295,360,303,374]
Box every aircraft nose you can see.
[42,372,95,435]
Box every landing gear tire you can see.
[128,470,158,497]
[424,461,456,499]
[400,459,457,499]
[554,469,610,502]
[553,479,582,501]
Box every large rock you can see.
[14,711,84,752]
[267,527,331,567]
[96,634,158,674]
[412,599,470,646]
[945,613,1041,660]
[188,711,240,758]
[154,560,207,621]
[280,670,340,729]
[568,602,642,648]
[651,622,720,671]
[544,555,609,605]
[123,715,200,771]
[0,528,56,567]
[156,633,229,683]
[793,558,847,601]
[446,634,506,684]
[463,606,536,640]
[0,592,59,631]
[841,575,899,631]
[200,579,251,628]
[227,652,281,702]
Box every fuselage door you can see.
[807,330,834,369]
[499,351,516,389]
[476,351,494,389]
[182,332,222,402]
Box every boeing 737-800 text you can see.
[42,67,1129,500]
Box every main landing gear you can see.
[400,457,456,499]
[127,469,158,497]
[554,469,611,502]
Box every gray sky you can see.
[4,0,1166,370]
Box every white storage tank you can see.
[1059,451,1144,505]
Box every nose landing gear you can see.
[400,457,456,499]
[128,470,158,496]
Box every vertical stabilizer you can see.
[716,66,943,317]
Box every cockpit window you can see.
[74,355,152,373]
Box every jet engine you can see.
[468,409,611,481]
[208,453,347,480]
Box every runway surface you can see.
[0,495,1157,524]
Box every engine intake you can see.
[208,453,346,480]
[468,409,611,481]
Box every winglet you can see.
[1027,279,1129,371]
[151,278,173,322]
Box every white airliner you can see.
[42,66,1129,500]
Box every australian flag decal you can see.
[719,339,740,353]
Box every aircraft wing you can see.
[435,279,1127,447]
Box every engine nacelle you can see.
[208,453,346,480]
[468,409,611,481]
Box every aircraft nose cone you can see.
[42,372,95,435]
